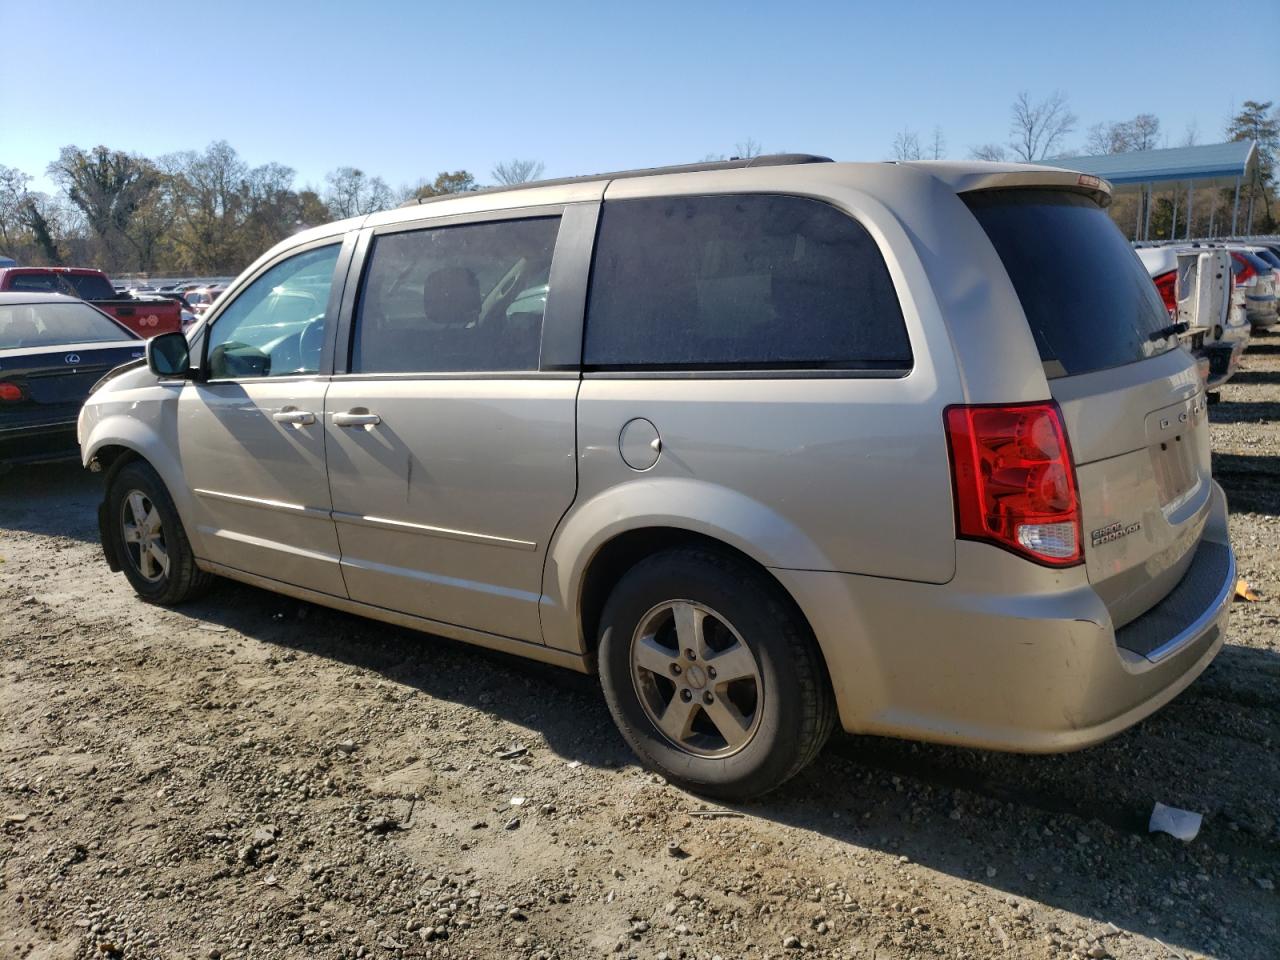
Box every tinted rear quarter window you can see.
[964,190,1177,377]
[584,194,911,371]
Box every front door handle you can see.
[333,411,381,427]
[272,409,316,425]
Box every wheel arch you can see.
[573,527,825,666]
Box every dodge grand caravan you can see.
[79,156,1235,799]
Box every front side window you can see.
[352,217,560,374]
[583,194,912,370]
[206,245,340,379]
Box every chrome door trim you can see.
[331,510,538,551]
[193,487,331,520]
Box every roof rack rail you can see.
[400,153,834,207]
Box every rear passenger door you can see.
[323,205,594,642]
[567,189,956,599]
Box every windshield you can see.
[0,301,135,349]
[964,190,1178,377]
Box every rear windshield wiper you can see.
[1148,321,1188,342]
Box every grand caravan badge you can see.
[1091,520,1141,546]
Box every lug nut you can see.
[707,666,717,679]
[670,663,682,675]
[702,691,714,704]
[685,648,696,661]
[680,689,693,702]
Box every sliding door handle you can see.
[333,411,381,427]
[272,409,316,425]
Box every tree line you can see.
[0,143,549,276]
[891,95,1278,234]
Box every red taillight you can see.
[944,402,1083,567]
[1231,253,1257,287]
[0,381,24,402]
[1153,270,1177,319]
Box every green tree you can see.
[47,146,160,270]
[1226,100,1277,230]
[407,170,479,201]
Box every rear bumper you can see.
[773,481,1233,752]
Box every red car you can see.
[0,267,181,338]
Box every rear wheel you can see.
[107,460,212,605]
[598,547,834,799]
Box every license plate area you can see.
[1146,395,1205,509]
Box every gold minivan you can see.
[80,156,1234,798]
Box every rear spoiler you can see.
[949,168,1113,208]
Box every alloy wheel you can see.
[630,600,763,758]
[120,490,170,583]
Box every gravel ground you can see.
[2,333,1278,960]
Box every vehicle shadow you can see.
[1209,399,1280,424]
[1223,369,1280,387]
[0,460,100,543]
[1243,340,1280,355]
[1213,452,1280,515]
[172,572,1279,959]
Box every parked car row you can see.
[1133,237,1280,395]
[0,266,183,339]
[0,293,145,466]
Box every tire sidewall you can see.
[108,462,185,604]
[598,552,814,798]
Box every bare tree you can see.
[0,165,32,252]
[1127,114,1160,151]
[929,126,946,160]
[734,137,763,159]
[491,159,546,185]
[891,128,921,161]
[969,143,1009,162]
[324,167,393,218]
[1008,90,1077,161]
[1182,121,1200,147]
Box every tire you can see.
[106,459,213,605]
[597,546,835,800]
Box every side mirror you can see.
[147,331,192,378]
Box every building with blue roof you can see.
[1044,140,1259,240]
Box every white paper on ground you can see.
[1149,801,1202,841]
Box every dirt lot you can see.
[2,335,1278,960]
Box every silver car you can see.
[79,156,1235,799]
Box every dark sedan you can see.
[0,293,145,467]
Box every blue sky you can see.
[1,0,1273,194]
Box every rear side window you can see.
[964,190,1176,377]
[583,194,911,371]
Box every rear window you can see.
[964,190,1177,377]
[4,272,116,300]
[0,301,134,349]
[584,194,911,371]
[60,273,117,300]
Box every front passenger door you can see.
[177,240,350,596]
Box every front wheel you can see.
[598,547,835,800]
[107,460,213,605]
